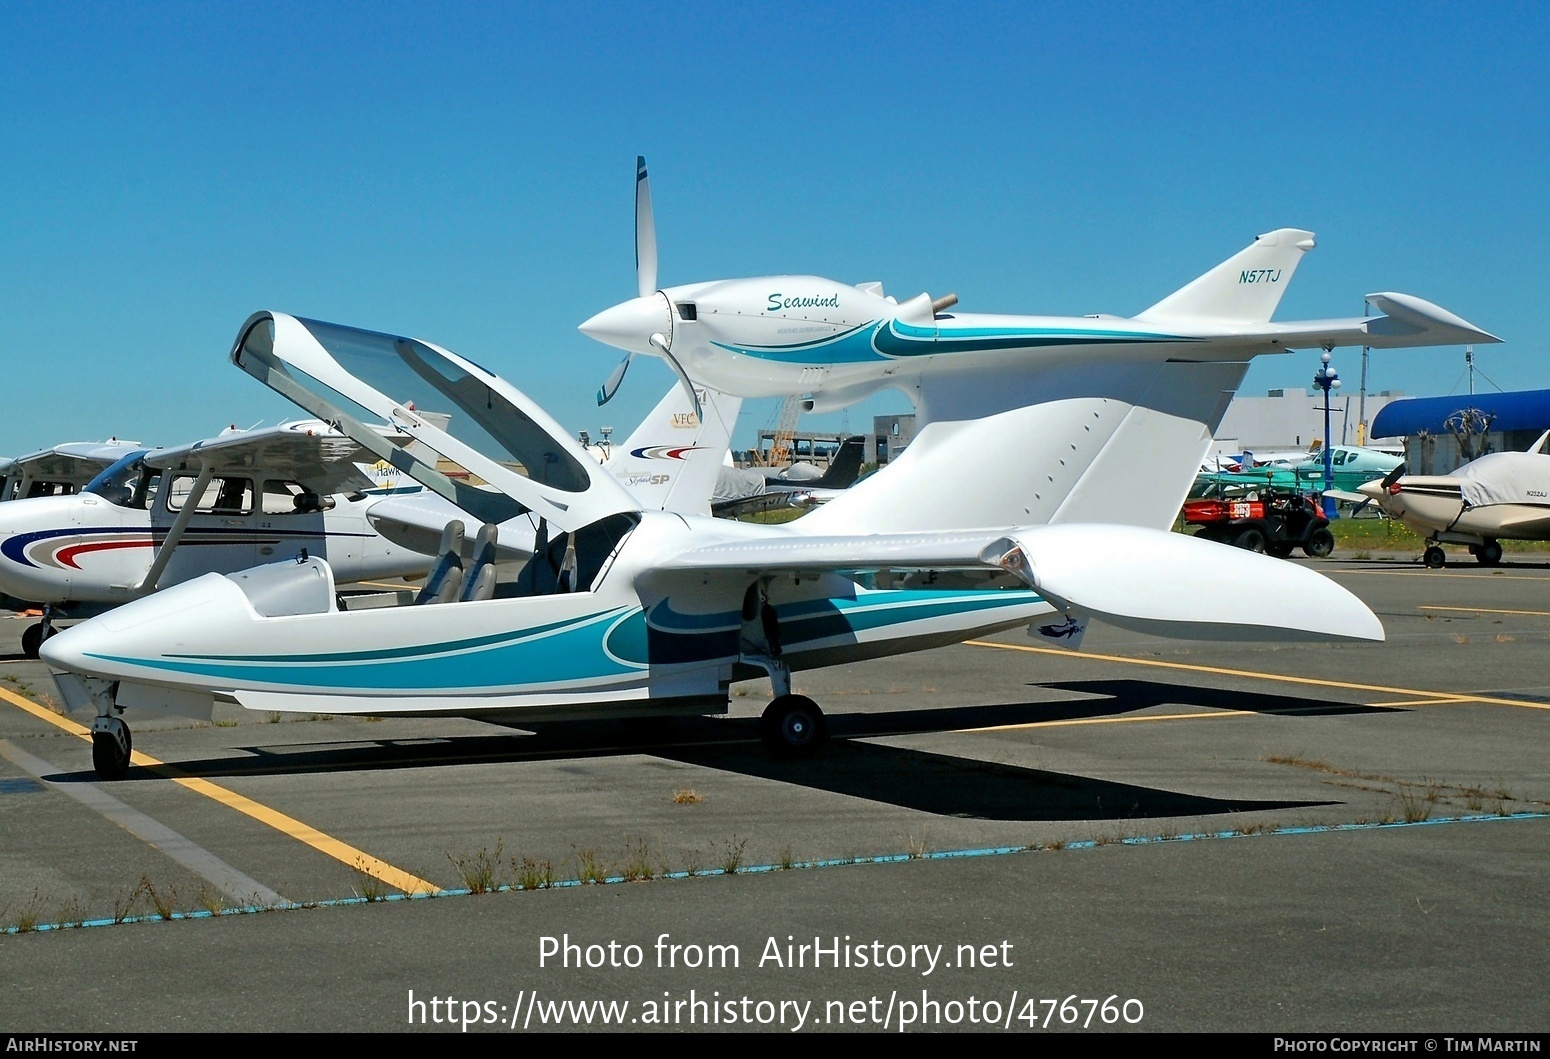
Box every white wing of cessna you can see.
[582,158,1500,432]
[1356,430,1550,568]
[0,440,146,502]
[0,420,434,657]
[44,312,1382,779]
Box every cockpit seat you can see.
[414,519,465,605]
[459,522,500,602]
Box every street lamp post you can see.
[1313,350,1341,519]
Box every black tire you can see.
[1232,527,1268,554]
[1267,542,1293,559]
[21,623,45,659]
[1424,546,1447,569]
[1303,528,1336,559]
[1476,539,1503,566]
[760,694,827,758]
[91,726,132,780]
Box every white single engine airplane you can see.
[0,440,145,502]
[1356,431,1550,567]
[43,312,1382,779]
[0,421,434,657]
[581,159,1498,431]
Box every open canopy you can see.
[230,312,639,532]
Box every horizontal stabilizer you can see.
[983,524,1384,642]
[1139,228,1316,324]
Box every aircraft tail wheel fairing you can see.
[1424,545,1447,569]
[760,694,827,758]
[90,716,132,780]
[1476,540,1503,566]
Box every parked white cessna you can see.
[1356,431,1550,567]
[581,159,1499,429]
[43,312,1382,780]
[0,421,433,657]
[0,440,145,502]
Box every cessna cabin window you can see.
[167,475,255,515]
[83,452,161,510]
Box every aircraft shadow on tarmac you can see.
[43,678,1371,821]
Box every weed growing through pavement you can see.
[719,836,748,875]
[778,845,796,870]
[573,848,608,885]
[447,839,505,893]
[54,897,87,929]
[138,876,177,921]
[195,885,226,916]
[672,788,703,805]
[354,858,388,902]
[515,858,557,890]
[621,837,656,882]
[682,849,703,877]
[904,831,931,859]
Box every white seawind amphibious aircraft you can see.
[43,313,1383,779]
[581,160,1499,429]
[0,421,433,657]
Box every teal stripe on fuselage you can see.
[708,317,1197,366]
[87,589,1046,693]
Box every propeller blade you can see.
[650,332,702,420]
[1380,462,1407,490]
[635,155,657,299]
[597,352,634,407]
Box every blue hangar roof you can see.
[1372,389,1550,437]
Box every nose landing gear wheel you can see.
[91,719,132,780]
[760,694,827,758]
[1423,545,1447,569]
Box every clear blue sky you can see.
[2,1,1546,456]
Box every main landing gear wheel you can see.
[760,694,827,758]
[1424,545,1447,569]
[1473,539,1503,566]
[1303,528,1336,559]
[91,718,132,780]
[20,622,53,660]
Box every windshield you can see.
[84,450,160,510]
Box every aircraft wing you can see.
[365,491,538,561]
[13,441,145,484]
[656,522,1383,643]
[144,420,379,496]
[1241,292,1500,351]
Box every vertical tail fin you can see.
[1138,228,1316,324]
[602,384,742,515]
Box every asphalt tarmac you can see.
[2,553,1548,1033]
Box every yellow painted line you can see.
[0,687,439,895]
[1418,605,1550,618]
[1334,569,1550,581]
[963,640,1550,712]
[955,709,1252,734]
[1366,697,1477,708]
